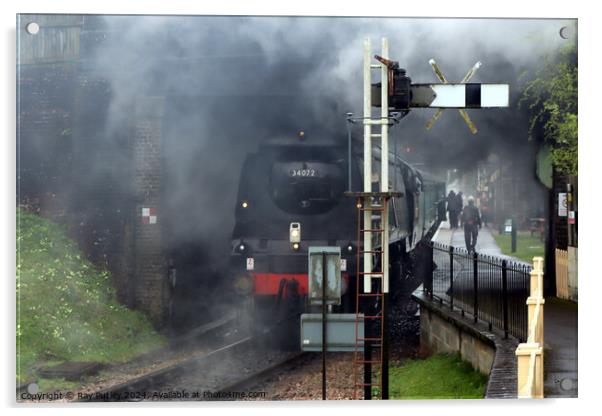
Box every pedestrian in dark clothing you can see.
[461,196,482,252]
[480,193,490,227]
[438,196,447,222]
[456,192,464,227]
[446,190,456,227]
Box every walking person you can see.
[446,190,456,228]
[480,192,490,227]
[461,196,482,253]
[456,192,464,228]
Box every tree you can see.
[520,41,577,175]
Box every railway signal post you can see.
[350,37,509,400]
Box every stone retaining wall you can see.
[412,290,519,398]
[419,306,495,374]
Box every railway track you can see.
[17,313,303,402]
[80,335,303,402]
[213,351,308,400]
[18,314,241,402]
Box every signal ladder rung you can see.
[361,228,384,232]
[359,250,382,254]
[359,207,384,211]
[355,344,382,349]
[358,271,383,275]
[356,344,383,349]
[370,133,382,138]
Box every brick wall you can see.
[131,96,169,326]
[18,18,171,328]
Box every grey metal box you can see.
[308,246,341,305]
[300,313,364,352]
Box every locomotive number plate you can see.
[289,169,317,177]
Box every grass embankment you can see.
[16,209,166,385]
[389,353,488,399]
[492,230,545,263]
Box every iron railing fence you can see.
[424,241,530,341]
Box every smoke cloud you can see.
[82,16,573,254]
[19,15,575,311]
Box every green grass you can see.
[35,377,80,393]
[16,208,166,385]
[389,353,488,399]
[492,231,545,264]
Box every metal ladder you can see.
[350,37,393,400]
[353,196,388,400]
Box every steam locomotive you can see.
[230,136,446,334]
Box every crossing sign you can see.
[370,54,510,134]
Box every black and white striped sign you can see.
[410,83,509,108]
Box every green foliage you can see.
[520,39,577,175]
[16,209,165,383]
[389,353,487,400]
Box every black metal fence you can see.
[423,241,530,341]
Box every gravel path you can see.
[244,352,357,400]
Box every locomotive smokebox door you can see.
[308,247,341,305]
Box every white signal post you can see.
[360,39,510,293]
[355,37,509,401]
[380,37,389,198]
[362,39,372,294]
[379,38,390,294]
[362,38,391,294]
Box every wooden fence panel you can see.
[555,249,569,300]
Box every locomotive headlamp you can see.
[289,222,301,243]
[235,241,248,254]
[346,242,355,253]
[241,200,249,209]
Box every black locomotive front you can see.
[230,141,360,316]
